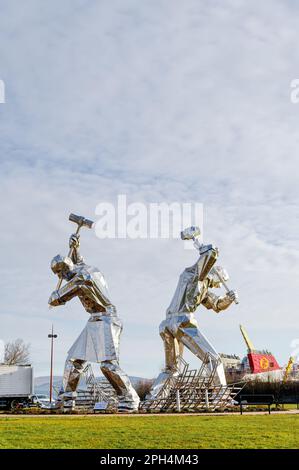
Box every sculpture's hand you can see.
[48,290,63,307]
[226,290,239,304]
[69,233,80,250]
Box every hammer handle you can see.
[55,224,81,291]
[211,268,239,305]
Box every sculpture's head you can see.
[51,255,74,280]
[209,266,229,288]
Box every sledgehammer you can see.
[55,213,94,291]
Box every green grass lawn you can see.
[0,414,298,449]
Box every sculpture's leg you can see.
[100,360,140,412]
[177,322,226,386]
[57,357,86,408]
[147,325,181,400]
[163,327,181,371]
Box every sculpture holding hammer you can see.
[48,213,140,412]
[148,226,239,400]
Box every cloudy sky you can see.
[0,0,298,378]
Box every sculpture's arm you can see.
[202,290,238,313]
[185,250,218,312]
[48,275,84,306]
[69,234,85,265]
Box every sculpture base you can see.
[71,364,118,412]
[141,357,243,413]
[58,359,244,413]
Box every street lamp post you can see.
[48,325,57,404]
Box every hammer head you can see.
[180,226,201,240]
[69,213,94,229]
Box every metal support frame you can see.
[141,354,243,412]
[66,364,118,412]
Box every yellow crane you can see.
[283,356,294,382]
[239,325,255,352]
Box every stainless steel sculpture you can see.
[148,226,238,401]
[48,213,140,412]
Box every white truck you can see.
[0,364,34,410]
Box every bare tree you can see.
[4,339,30,365]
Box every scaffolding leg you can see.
[176,390,181,412]
[205,389,209,410]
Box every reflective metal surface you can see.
[49,218,139,412]
[148,227,238,400]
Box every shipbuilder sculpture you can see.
[48,213,139,412]
[148,226,238,399]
